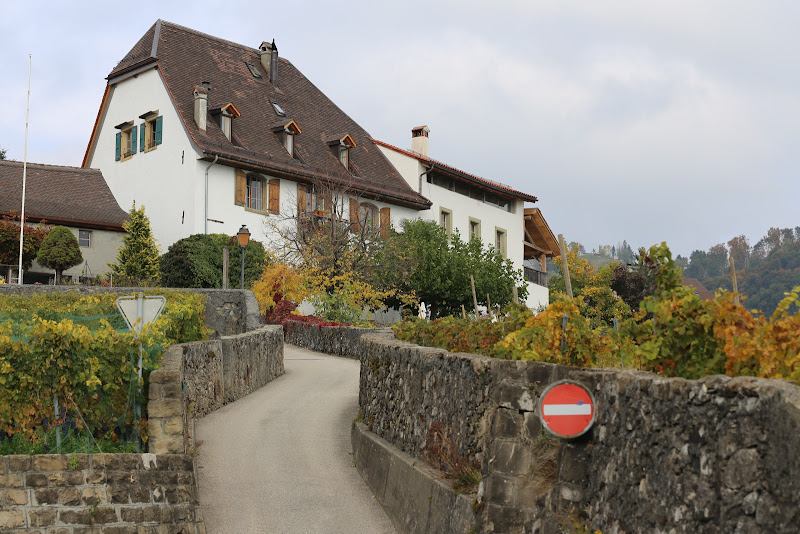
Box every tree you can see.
[617,240,634,263]
[382,219,526,318]
[727,235,750,270]
[36,226,83,284]
[0,215,50,280]
[111,202,160,285]
[159,233,267,289]
[0,147,6,160]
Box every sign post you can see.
[116,294,166,450]
[538,380,596,439]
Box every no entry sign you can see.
[538,381,596,439]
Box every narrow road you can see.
[195,344,396,534]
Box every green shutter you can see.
[155,116,163,145]
[115,132,121,161]
[140,123,146,151]
[131,125,138,154]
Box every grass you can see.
[0,427,139,455]
[531,430,560,497]
[421,421,482,494]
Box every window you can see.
[284,131,294,157]
[326,134,356,171]
[360,203,377,228]
[78,230,92,248]
[339,145,349,169]
[114,121,137,161]
[246,175,264,211]
[469,218,481,241]
[495,228,507,258]
[139,113,163,152]
[246,62,263,78]
[221,113,232,141]
[271,101,286,117]
[439,208,452,237]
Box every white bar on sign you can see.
[543,404,592,416]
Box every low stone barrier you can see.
[283,320,387,358]
[358,331,800,534]
[0,453,204,533]
[148,325,284,454]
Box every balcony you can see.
[524,267,547,287]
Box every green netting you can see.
[0,313,129,341]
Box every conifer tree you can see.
[36,226,83,284]
[111,202,160,285]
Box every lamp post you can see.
[236,225,250,289]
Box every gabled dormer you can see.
[271,119,301,158]
[325,133,357,170]
[209,102,241,142]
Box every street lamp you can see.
[236,225,250,289]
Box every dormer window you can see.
[325,133,357,170]
[271,119,302,158]
[210,102,241,143]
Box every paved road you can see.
[195,344,396,534]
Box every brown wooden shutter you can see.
[234,169,246,206]
[268,179,280,214]
[349,198,360,233]
[297,184,307,216]
[380,207,391,238]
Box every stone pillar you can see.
[148,349,185,454]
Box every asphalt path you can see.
[195,344,396,534]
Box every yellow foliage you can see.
[252,262,307,314]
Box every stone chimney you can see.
[193,85,208,132]
[411,125,430,157]
[259,39,279,85]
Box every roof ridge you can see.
[158,19,261,53]
[0,160,100,173]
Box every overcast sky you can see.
[2,1,798,257]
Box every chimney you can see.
[193,85,208,132]
[259,39,279,85]
[411,125,430,157]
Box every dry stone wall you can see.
[147,325,284,454]
[0,453,204,533]
[283,320,386,358]
[358,332,800,534]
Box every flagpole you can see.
[17,54,31,285]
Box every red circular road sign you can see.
[538,381,596,439]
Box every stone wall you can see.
[0,286,261,338]
[284,320,386,358]
[0,453,204,533]
[148,325,284,454]
[358,332,800,534]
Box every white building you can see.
[0,160,127,284]
[82,20,430,252]
[375,127,558,309]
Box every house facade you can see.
[0,160,127,284]
[83,20,430,252]
[375,127,558,309]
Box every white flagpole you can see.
[17,54,31,285]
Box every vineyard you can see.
[0,291,209,453]
[394,246,800,383]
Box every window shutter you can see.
[349,198,360,233]
[268,179,280,215]
[234,169,246,206]
[140,124,146,151]
[380,207,391,238]
[115,132,121,161]
[155,116,163,145]
[131,125,138,154]
[297,184,307,216]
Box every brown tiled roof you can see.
[372,138,538,203]
[682,277,715,301]
[107,21,430,209]
[0,161,127,231]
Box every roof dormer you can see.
[210,102,241,142]
[325,133,357,170]
[271,119,301,157]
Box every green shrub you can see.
[159,233,267,289]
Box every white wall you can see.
[526,282,549,311]
[27,227,124,280]
[87,68,199,252]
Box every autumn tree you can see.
[110,202,159,285]
[0,215,50,281]
[36,226,83,284]
[727,235,750,270]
